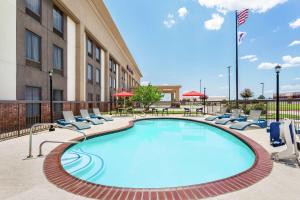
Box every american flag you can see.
[237,9,249,26]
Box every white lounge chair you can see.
[80,109,104,125]
[92,108,113,121]
[272,119,300,165]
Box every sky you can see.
[104,0,300,99]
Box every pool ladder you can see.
[27,123,87,158]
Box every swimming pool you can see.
[60,119,256,189]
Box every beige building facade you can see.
[0,0,142,102]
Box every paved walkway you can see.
[0,116,299,200]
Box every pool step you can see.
[61,148,105,182]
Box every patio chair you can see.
[230,110,267,130]
[162,108,169,116]
[215,109,243,125]
[151,107,158,116]
[92,108,113,121]
[80,109,103,125]
[196,107,203,116]
[272,119,300,165]
[205,107,229,121]
[184,108,191,116]
[57,111,91,130]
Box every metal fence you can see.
[0,101,110,141]
[0,99,299,141]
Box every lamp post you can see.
[203,87,206,115]
[200,79,202,93]
[227,66,231,107]
[49,70,55,132]
[109,90,112,115]
[275,65,281,122]
[260,82,264,98]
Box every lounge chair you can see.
[230,110,267,130]
[92,108,113,121]
[215,109,242,125]
[205,107,229,121]
[57,111,91,130]
[272,119,300,165]
[80,109,103,125]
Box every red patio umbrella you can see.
[113,91,134,108]
[113,91,134,97]
[182,91,204,110]
[182,91,204,97]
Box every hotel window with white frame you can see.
[25,30,41,63]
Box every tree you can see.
[240,88,254,100]
[132,85,163,111]
[257,95,265,100]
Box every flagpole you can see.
[235,10,239,108]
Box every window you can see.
[87,64,93,83]
[96,68,100,85]
[96,47,100,62]
[53,45,63,72]
[53,90,63,113]
[53,7,63,35]
[87,38,93,58]
[109,76,112,88]
[25,86,41,125]
[109,59,112,71]
[88,93,93,101]
[96,95,100,102]
[26,0,41,20]
[113,78,116,89]
[26,30,41,63]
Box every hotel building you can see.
[0,0,142,104]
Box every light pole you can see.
[109,90,112,115]
[203,87,206,115]
[275,65,281,122]
[260,82,264,98]
[200,79,202,93]
[227,66,231,107]
[49,70,55,132]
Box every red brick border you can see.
[44,118,273,199]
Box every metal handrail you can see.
[27,123,57,158]
[27,123,87,158]
[38,140,80,157]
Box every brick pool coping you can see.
[43,117,273,200]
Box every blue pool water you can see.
[61,119,255,188]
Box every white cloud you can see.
[294,77,300,81]
[281,84,300,92]
[258,62,277,70]
[198,0,287,13]
[178,7,188,19]
[288,40,300,47]
[163,14,176,28]
[141,81,150,86]
[240,55,258,62]
[289,18,300,29]
[218,74,224,78]
[258,55,300,70]
[204,13,224,31]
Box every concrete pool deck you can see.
[0,116,300,200]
